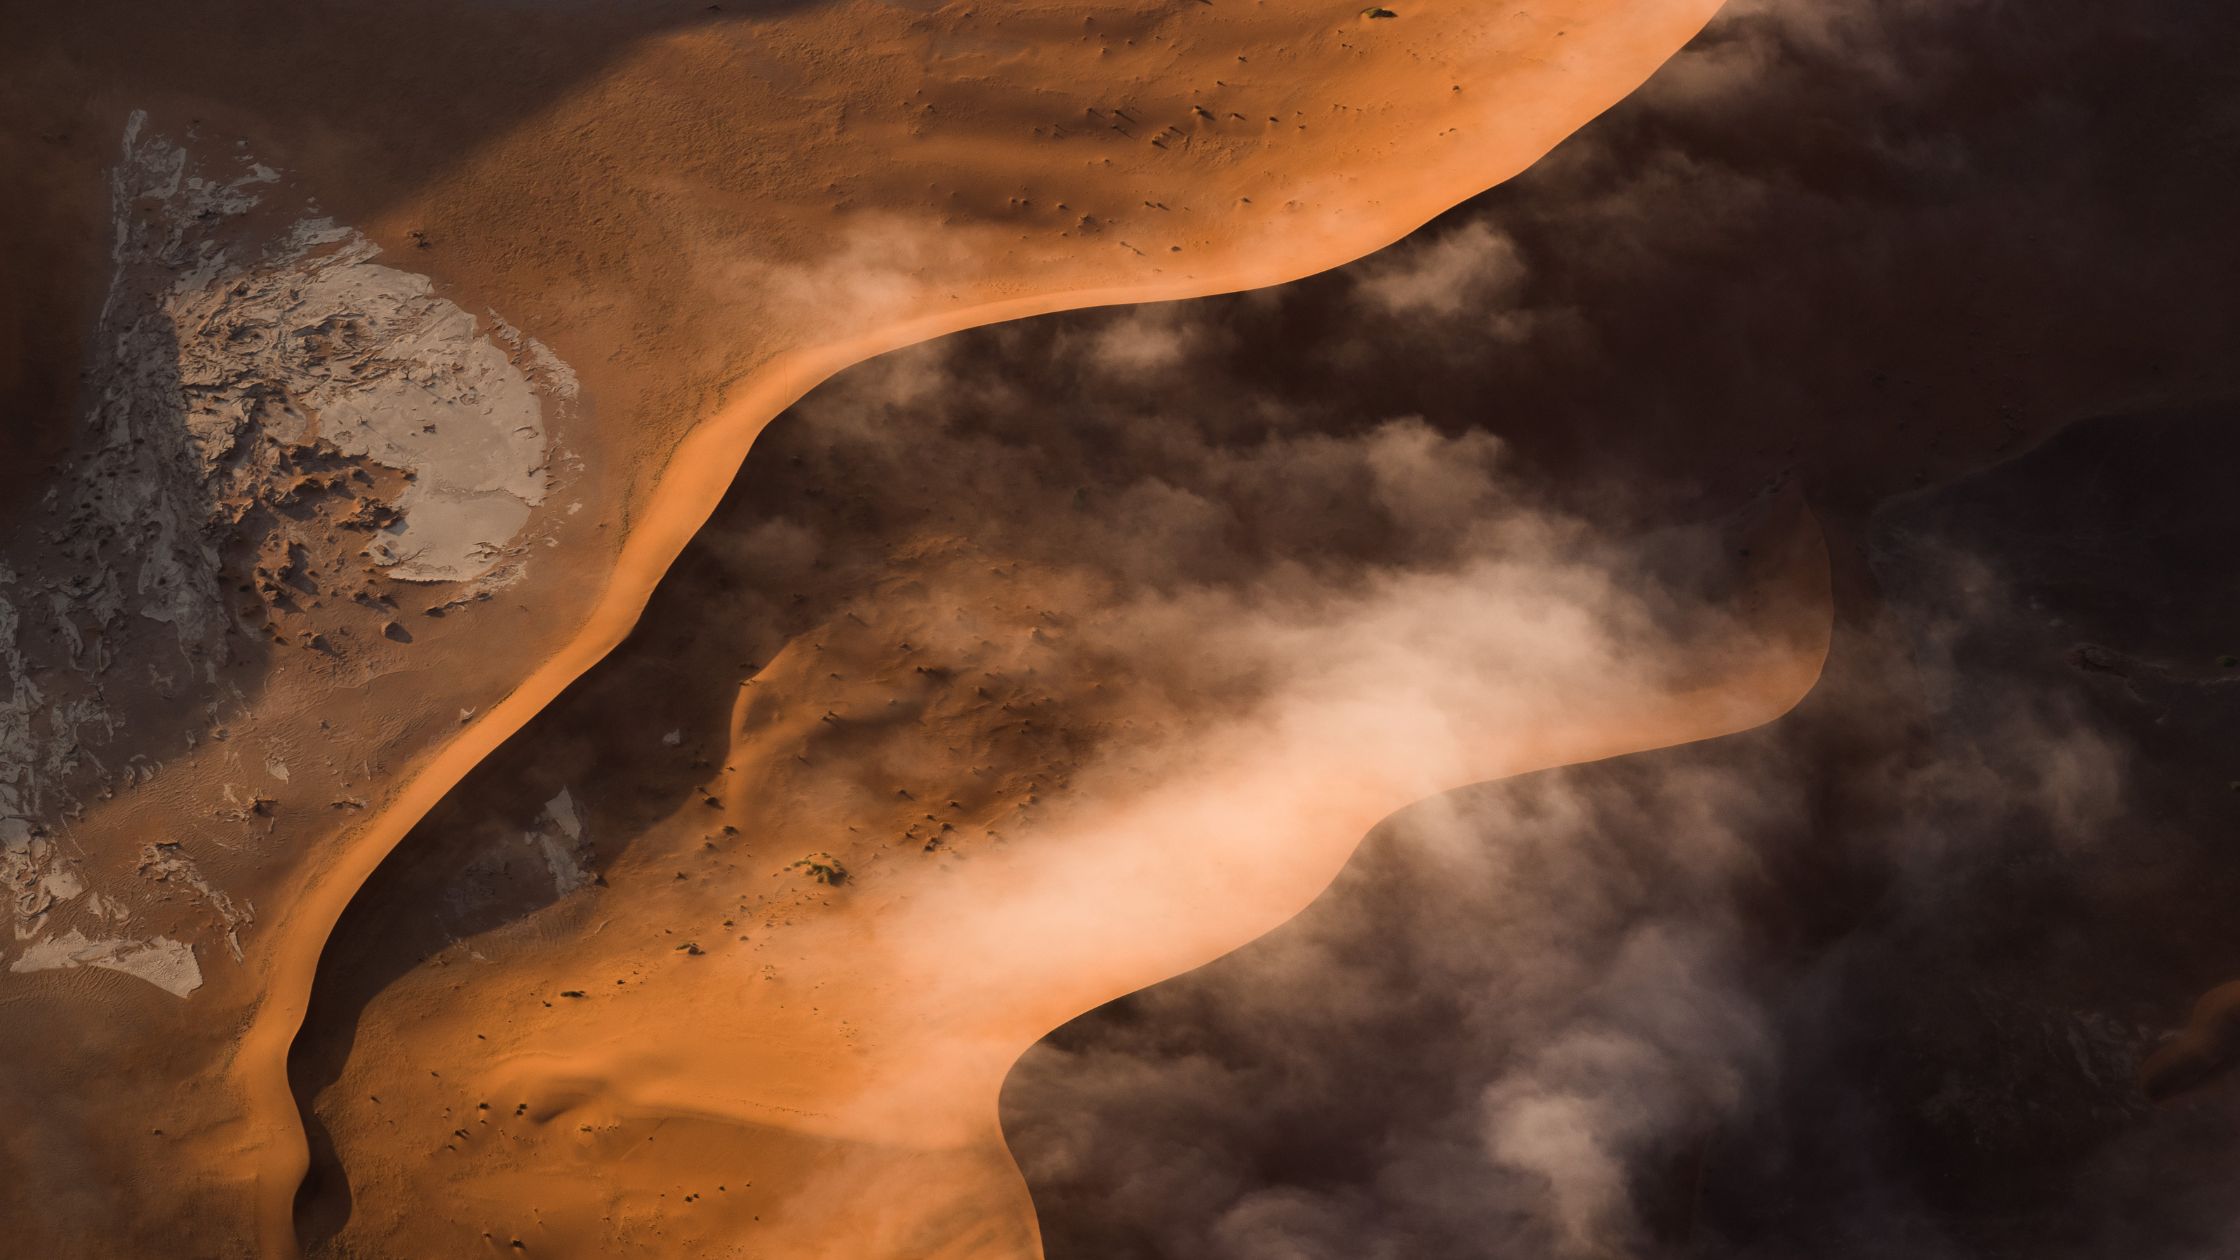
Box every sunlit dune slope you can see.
[292,336,1828,1258]
[0,3,1721,1255]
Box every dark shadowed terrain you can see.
[1001,0,2240,1255]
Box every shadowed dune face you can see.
[0,3,1728,1255]
[288,322,1829,1257]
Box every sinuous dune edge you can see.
[14,0,2237,1253]
[286,348,1833,1255]
[229,12,1737,1255]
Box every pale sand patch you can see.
[12,929,201,998]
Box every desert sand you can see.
[10,0,2239,1255]
[0,2,1729,1255]
[289,346,1827,1255]
[987,1,2240,1254]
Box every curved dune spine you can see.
[232,14,1727,1253]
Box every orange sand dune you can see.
[0,2,1724,1255]
[293,383,1829,1255]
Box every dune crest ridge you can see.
[1,3,1726,1255]
[291,355,1830,1256]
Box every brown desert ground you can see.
[289,320,1827,1256]
[5,0,2240,1256]
[294,0,2240,1255]
[0,2,1722,1255]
